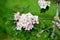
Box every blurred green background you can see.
[0,0,60,40]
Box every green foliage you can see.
[0,0,60,40]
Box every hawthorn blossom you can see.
[25,21,34,30]
[46,1,50,7]
[33,16,39,24]
[38,0,50,9]
[14,12,20,20]
[14,12,39,30]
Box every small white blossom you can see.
[14,12,20,20]
[38,0,50,9]
[46,1,50,7]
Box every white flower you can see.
[46,1,50,7]
[16,22,22,30]
[14,12,20,20]
[25,21,34,30]
[38,0,50,9]
[32,16,39,24]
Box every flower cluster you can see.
[52,16,60,29]
[14,12,39,30]
[38,0,50,9]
